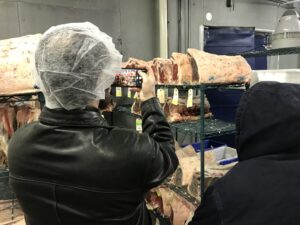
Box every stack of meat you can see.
[173,144,237,200]
[0,102,41,168]
[131,94,212,123]
[146,143,237,225]
[163,97,212,123]
[146,186,196,225]
[0,34,41,95]
[123,49,252,84]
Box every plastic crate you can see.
[183,140,238,165]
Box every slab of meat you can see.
[163,97,212,123]
[146,187,196,225]
[170,191,196,225]
[171,53,198,84]
[152,58,178,84]
[187,161,238,199]
[123,57,152,69]
[0,34,41,95]
[131,94,212,123]
[187,49,252,84]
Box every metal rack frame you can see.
[115,83,247,197]
[0,90,43,104]
[157,83,247,197]
[239,46,300,57]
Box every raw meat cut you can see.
[0,102,41,168]
[146,186,197,225]
[152,58,178,84]
[187,48,252,84]
[171,53,198,84]
[123,58,152,69]
[2,107,15,138]
[172,149,217,188]
[170,191,196,225]
[163,97,212,123]
[0,34,42,95]
[131,95,212,123]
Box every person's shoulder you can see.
[9,122,37,142]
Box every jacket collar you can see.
[39,106,109,127]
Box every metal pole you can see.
[200,85,205,197]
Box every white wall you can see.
[0,0,158,61]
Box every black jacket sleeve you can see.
[140,97,179,189]
[189,186,223,225]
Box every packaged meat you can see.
[0,34,42,95]
[187,49,252,84]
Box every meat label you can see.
[136,119,142,133]
[157,89,165,104]
[127,89,131,98]
[172,88,179,105]
[187,89,193,108]
[116,87,122,97]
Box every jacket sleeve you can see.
[188,186,223,225]
[140,97,179,189]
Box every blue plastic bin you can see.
[186,140,226,153]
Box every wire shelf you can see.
[170,119,236,138]
[0,90,42,104]
[240,46,300,57]
[156,83,248,90]
[164,183,200,206]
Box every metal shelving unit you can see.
[239,46,300,57]
[115,83,247,197]
[159,83,247,197]
[171,119,236,139]
[0,90,42,104]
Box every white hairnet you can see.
[35,22,122,110]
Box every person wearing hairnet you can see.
[8,22,178,225]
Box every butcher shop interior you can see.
[0,0,300,225]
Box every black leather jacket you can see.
[8,98,178,225]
